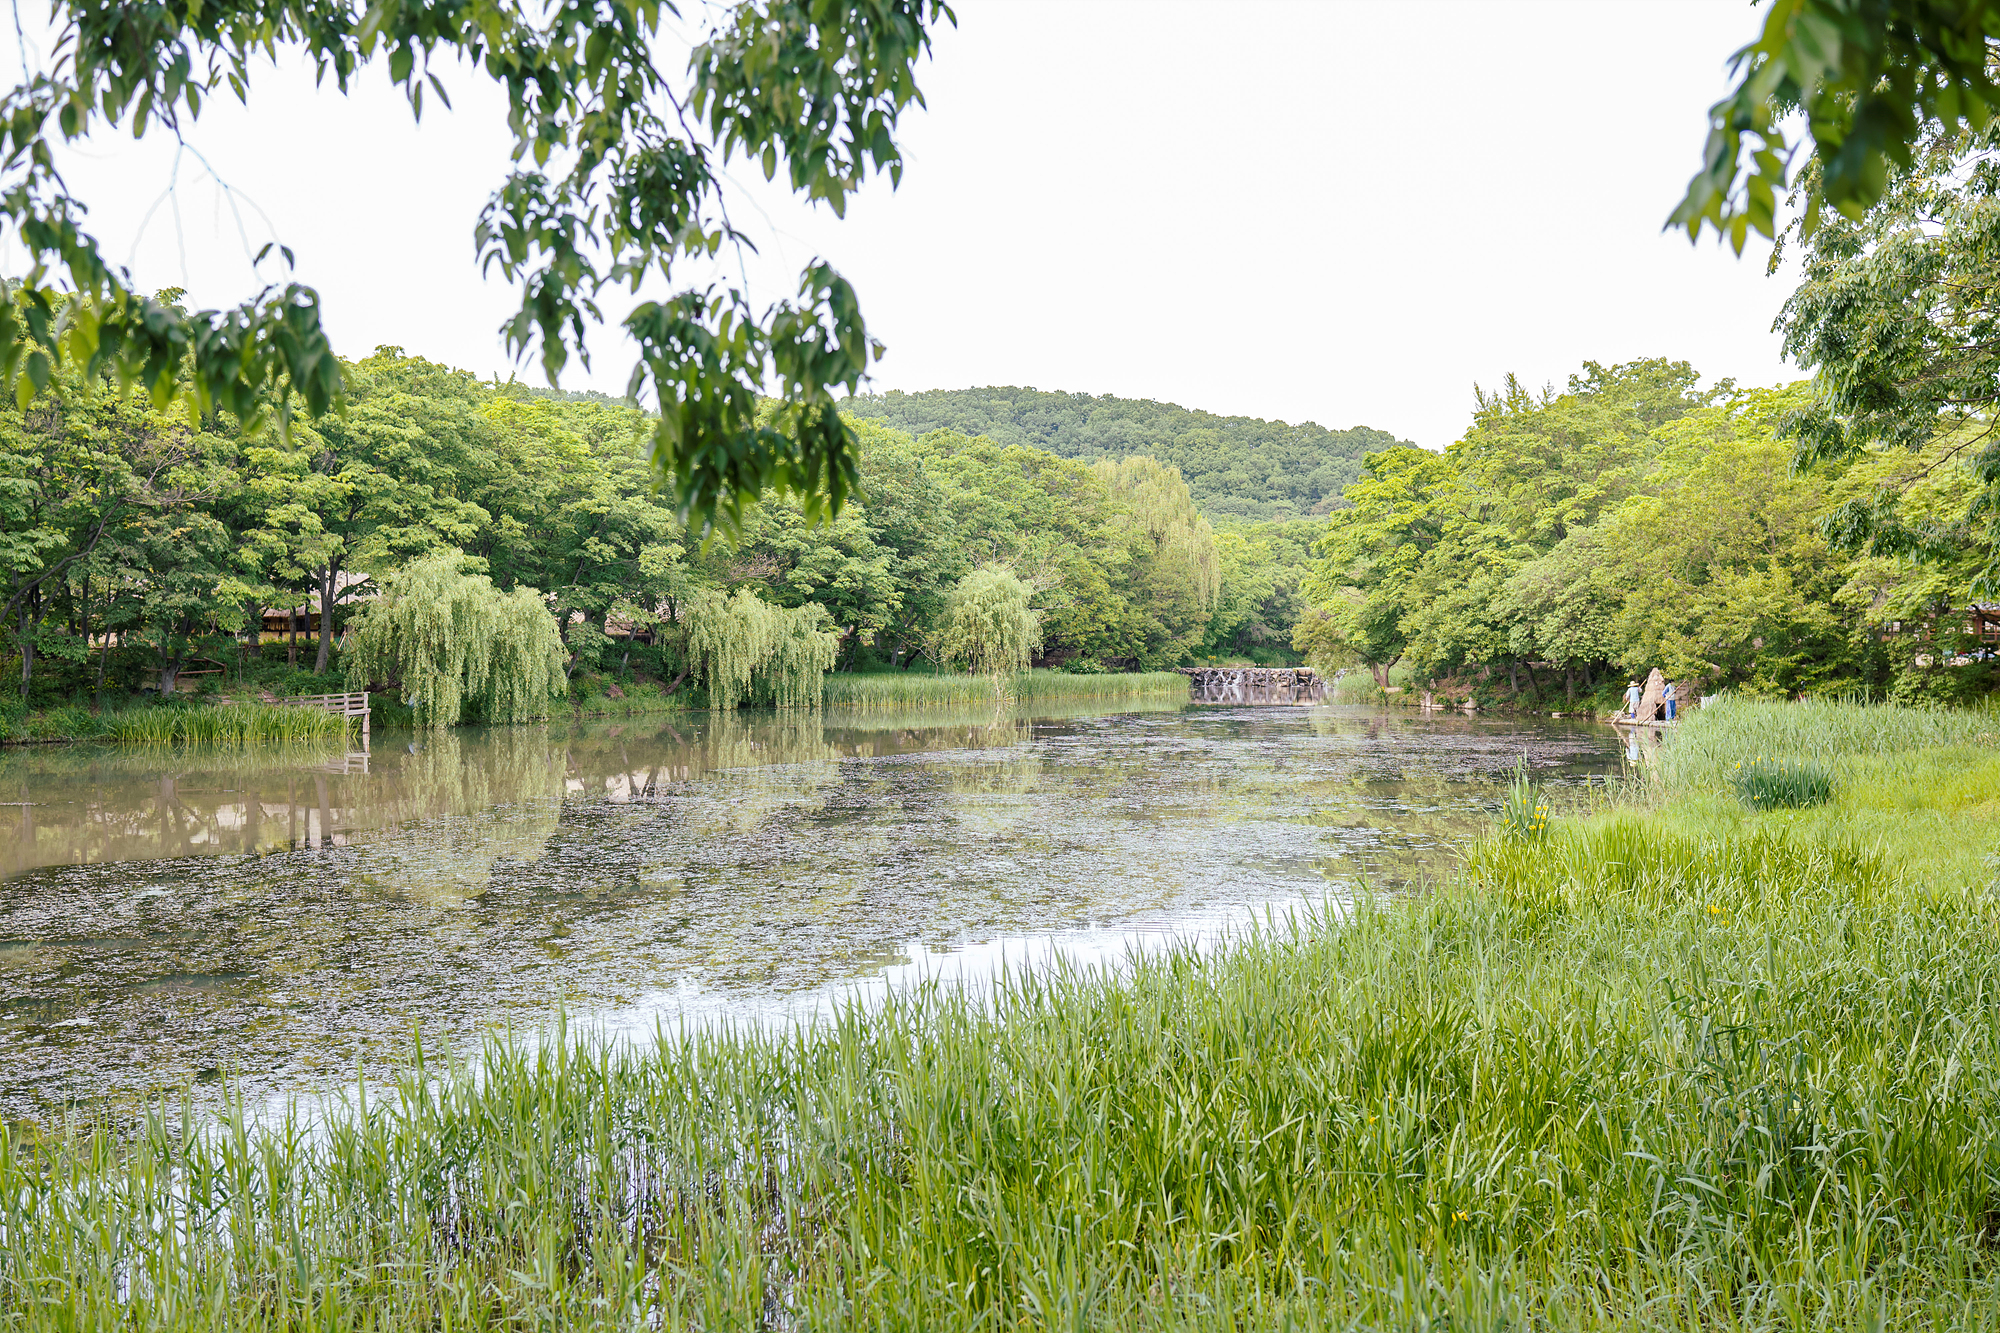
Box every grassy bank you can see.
[568,675,691,719]
[6,701,2000,1329]
[3,672,1188,740]
[1646,695,2000,890]
[824,669,1189,708]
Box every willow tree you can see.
[1093,456,1220,664]
[344,549,567,728]
[944,564,1041,684]
[678,589,840,709]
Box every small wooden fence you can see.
[277,691,372,747]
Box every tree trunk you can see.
[160,615,193,694]
[1564,666,1575,701]
[314,566,337,675]
[1523,661,1544,696]
[242,600,261,677]
[288,605,299,667]
[561,608,604,680]
[94,616,112,713]
[17,599,33,696]
[556,606,578,677]
[1507,660,1519,693]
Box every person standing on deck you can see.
[1664,681,1677,722]
[1623,680,1642,720]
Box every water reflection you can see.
[1185,668,1325,706]
[0,702,1619,1118]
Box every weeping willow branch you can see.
[343,549,568,728]
[943,564,1041,692]
[678,588,839,710]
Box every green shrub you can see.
[1728,756,1836,810]
[1498,758,1552,840]
[31,705,100,741]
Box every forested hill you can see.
[840,387,1407,520]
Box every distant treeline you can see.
[842,386,1407,521]
[1,348,1312,713]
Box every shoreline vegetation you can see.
[822,669,1189,709]
[0,699,359,747]
[7,698,1999,1328]
[0,671,1196,745]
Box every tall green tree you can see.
[1593,390,1859,694]
[255,349,498,675]
[1092,456,1220,667]
[1776,124,2000,597]
[475,391,675,676]
[850,421,966,670]
[911,430,1130,668]
[1497,529,1624,696]
[1449,360,1711,546]
[1298,446,1459,688]
[0,377,210,695]
[677,588,839,709]
[1200,521,1314,663]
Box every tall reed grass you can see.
[105,703,353,747]
[1661,694,1996,789]
[1497,757,1552,838]
[824,669,1187,708]
[9,813,2000,1329]
[1727,756,1836,810]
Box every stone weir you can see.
[1177,666,1325,705]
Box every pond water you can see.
[0,702,1623,1120]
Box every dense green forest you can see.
[1296,359,1999,709]
[0,347,1315,724]
[842,386,1406,520]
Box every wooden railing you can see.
[276,690,372,746]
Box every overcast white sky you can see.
[28,0,1792,449]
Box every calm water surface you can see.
[0,702,1621,1118]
